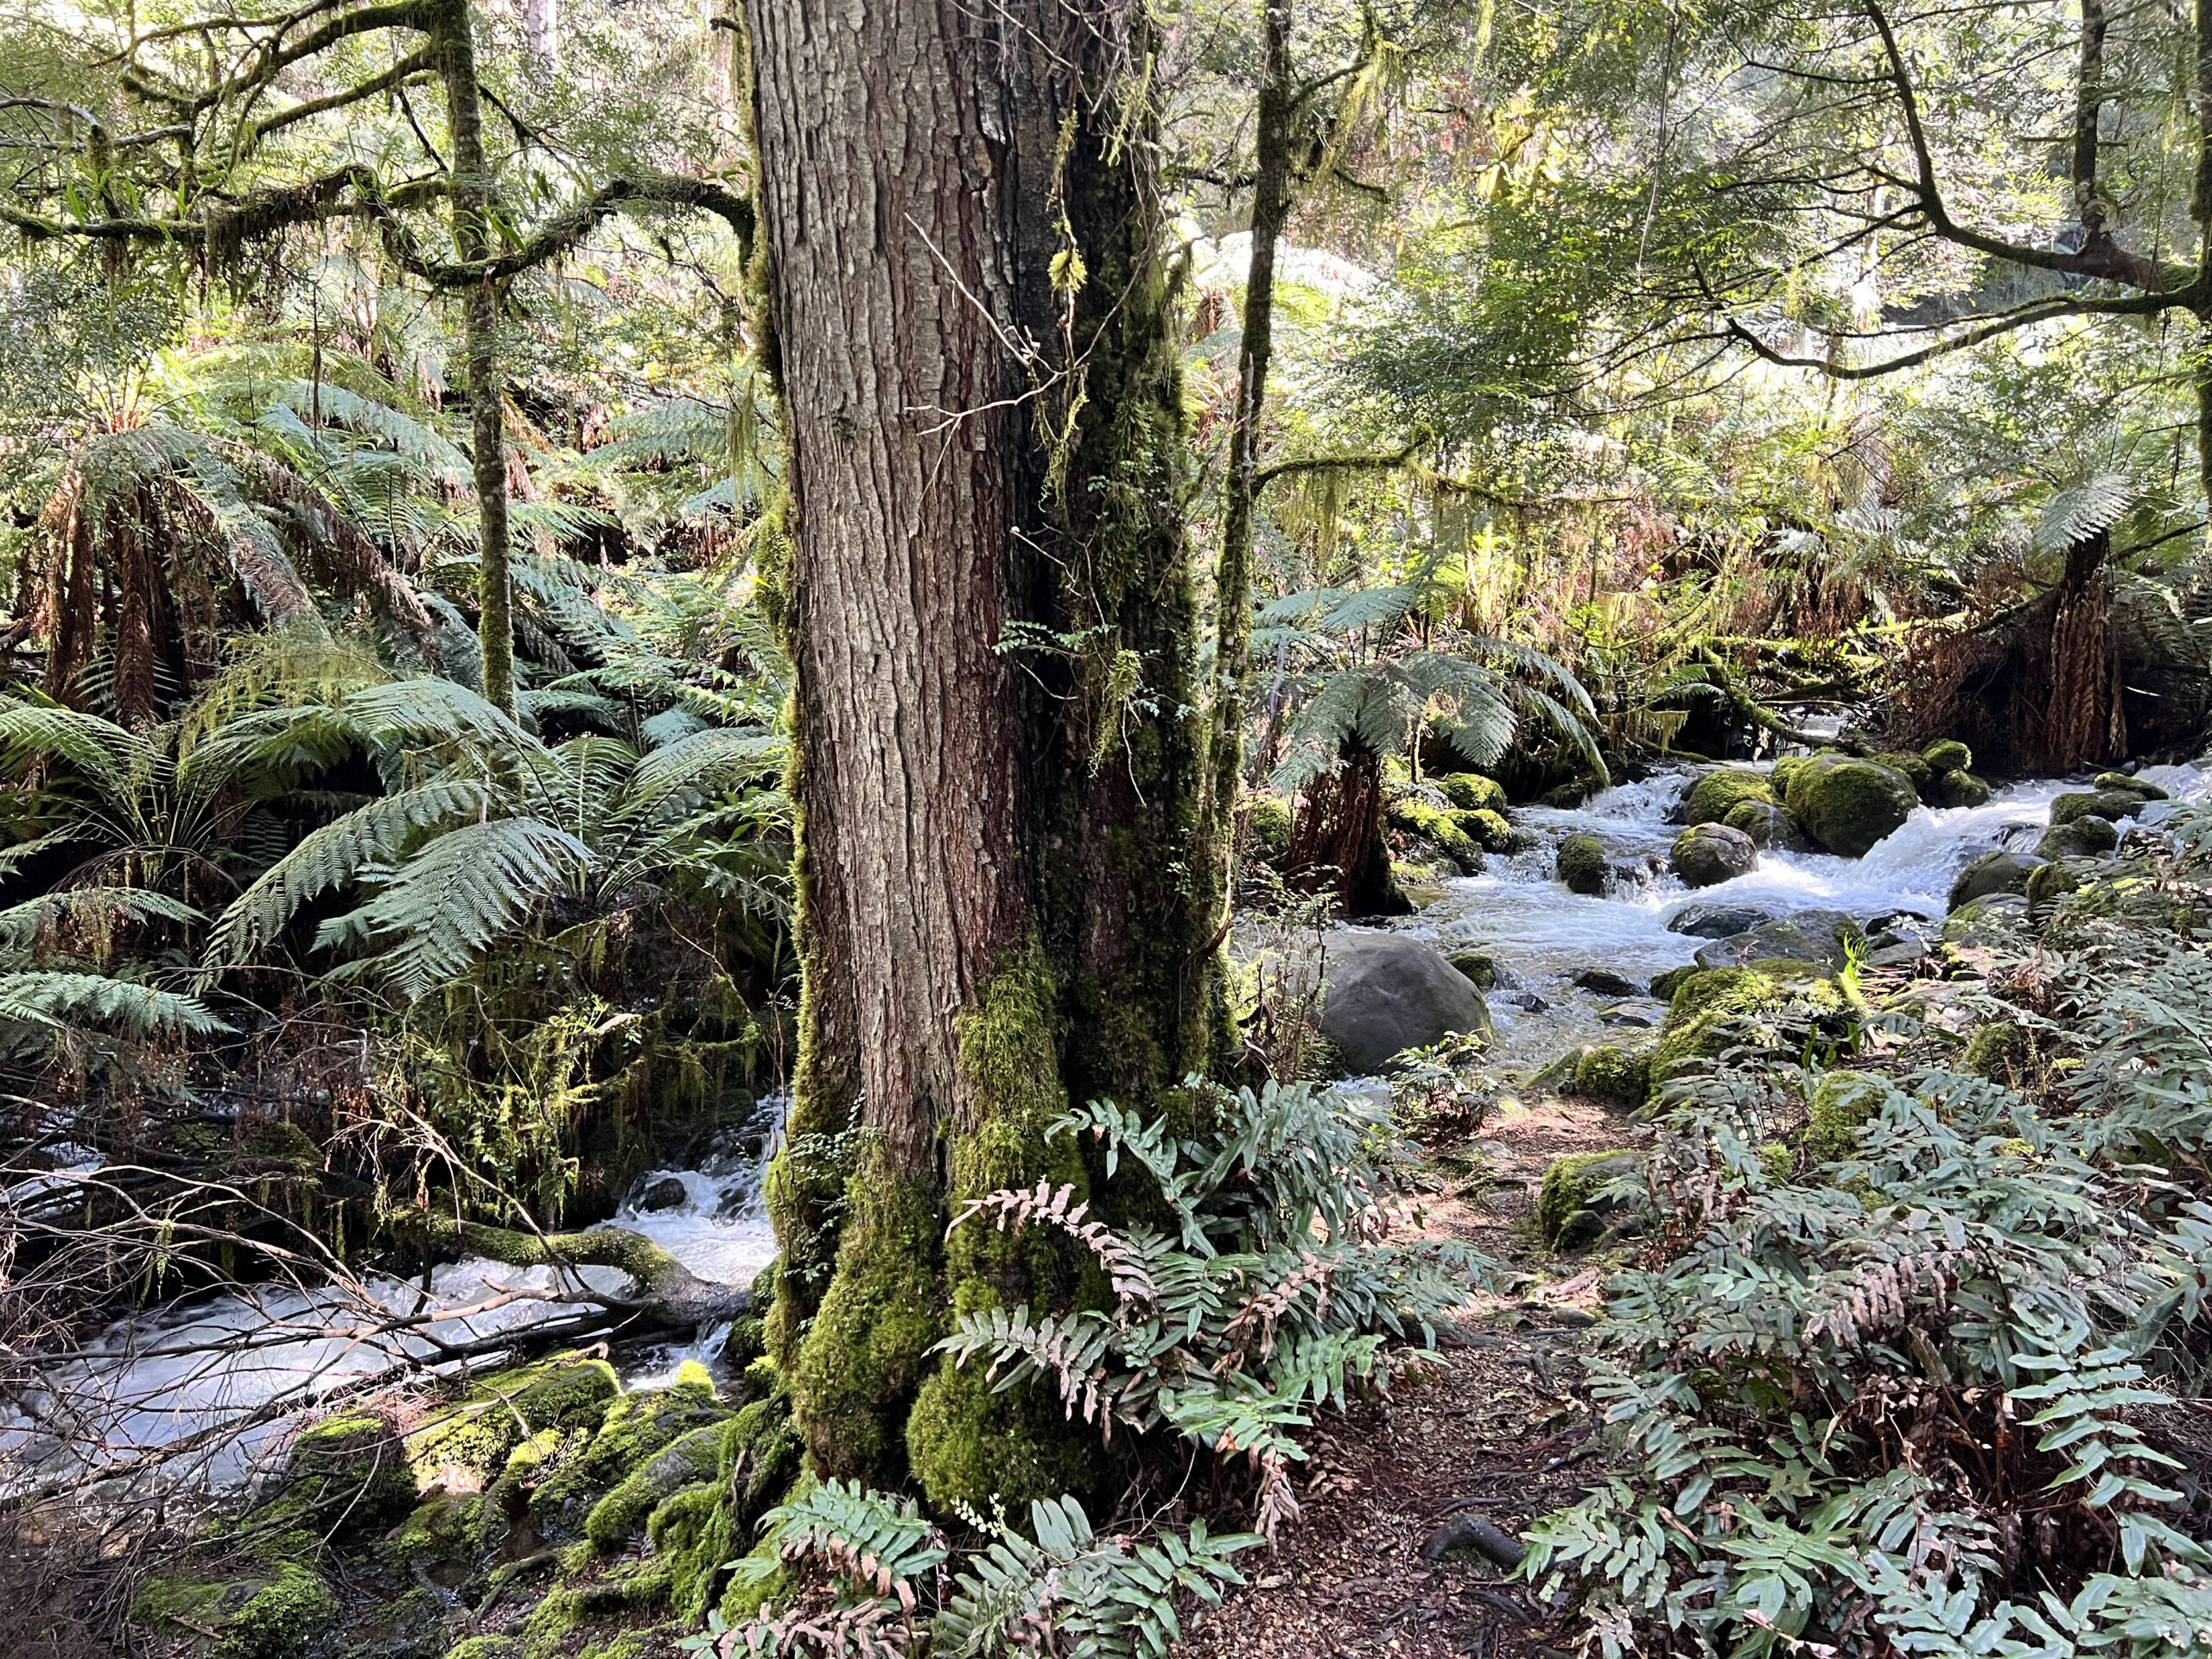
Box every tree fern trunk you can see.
[746,0,1229,1506]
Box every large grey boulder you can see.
[1319,932,1492,1072]
[1693,908,1863,973]
[1668,902,1780,939]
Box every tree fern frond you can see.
[205,779,491,965]
[317,817,591,1000]
[0,971,231,1043]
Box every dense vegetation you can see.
[4,0,2212,1656]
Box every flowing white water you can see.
[2,1098,785,1489]
[1399,762,2212,1072]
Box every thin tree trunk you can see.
[436,0,517,718]
[746,0,1226,1505]
[2073,0,2107,220]
[1213,0,1296,880]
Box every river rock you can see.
[1572,968,1643,997]
[1723,798,1813,850]
[1693,909,1863,973]
[1319,932,1493,1072]
[1680,767,1777,826]
[1556,833,1609,894]
[1934,769,1992,808]
[1538,1149,1645,1247]
[1943,891,2030,944]
[2095,771,2169,801]
[2037,817,2119,860]
[1947,850,2044,913]
[1783,754,1921,857]
[1671,823,1758,887]
[630,1173,690,1212]
[2050,788,2145,827]
[1922,739,1972,774]
[1667,902,1780,939]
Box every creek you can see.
[11,760,2210,1492]
[1394,761,2210,1074]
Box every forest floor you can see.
[1179,1088,1643,1659]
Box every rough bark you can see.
[745,0,1227,1505]
[435,0,518,718]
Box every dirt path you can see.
[1181,1089,1644,1659]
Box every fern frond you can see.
[205,779,491,965]
[315,816,590,1000]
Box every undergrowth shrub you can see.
[1525,804,2212,1657]
[692,1077,1491,1656]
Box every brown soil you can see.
[1180,1087,1647,1659]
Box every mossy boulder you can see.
[1649,964,1699,1001]
[279,1410,418,1541]
[1243,796,1293,865]
[1961,1020,2031,1082]
[1722,799,1811,851]
[2025,859,2089,910]
[583,1423,726,1549]
[1556,833,1609,895]
[1388,798,1484,875]
[383,1491,484,1582]
[1537,1150,1644,1247]
[2050,789,2145,828]
[531,1363,728,1525]
[1438,772,1508,815]
[1654,963,1855,1084]
[1802,1069,1889,1165]
[2094,771,2168,801]
[1459,807,1516,853]
[1935,770,1991,808]
[1670,823,1758,887]
[1783,754,1921,857]
[1768,754,1812,798]
[1570,1043,1651,1108]
[407,1356,620,1486]
[1922,739,1973,774]
[182,1565,340,1659]
[1872,750,1935,797]
[1947,850,2044,913]
[1681,768,1777,826]
[2036,817,2119,860]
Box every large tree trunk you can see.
[744,0,1230,1505]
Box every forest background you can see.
[4,0,2212,1655]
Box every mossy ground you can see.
[130,1355,793,1659]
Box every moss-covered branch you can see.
[425,1215,752,1328]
